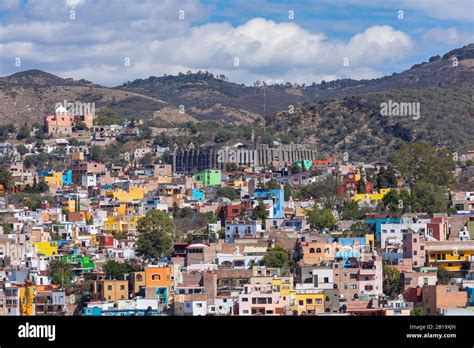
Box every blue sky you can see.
[0,0,473,86]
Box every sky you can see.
[0,0,473,86]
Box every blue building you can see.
[365,218,401,243]
[192,188,204,201]
[253,188,284,219]
[465,287,474,306]
[283,219,303,231]
[62,170,73,185]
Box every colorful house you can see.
[32,241,58,257]
[425,241,474,271]
[294,289,325,315]
[294,160,313,171]
[103,215,139,235]
[144,265,171,304]
[192,188,204,201]
[60,255,95,272]
[352,188,391,204]
[62,170,73,185]
[253,188,284,219]
[194,170,221,187]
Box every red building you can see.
[96,234,114,248]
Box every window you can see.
[120,285,125,290]
[151,274,161,281]
[107,285,112,291]
[316,248,321,253]
[242,297,248,302]
[309,248,315,253]
[306,299,313,304]
[298,300,304,306]
[324,277,329,283]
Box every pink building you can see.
[238,284,289,315]
[44,106,74,136]
[357,257,383,297]
[403,230,426,268]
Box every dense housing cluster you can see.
[0,107,473,317]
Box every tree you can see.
[137,210,177,261]
[140,153,154,166]
[283,183,292,201]
[215,186,236,201]
[296,176,338,208]
[350,221,371,233]
[265,179,280,190]
[16,144,28,155]
[411,305,427,316]
[340,200,362,220]
[411,181,447,213]
[0,165,13,190]
[253,199,268,222]
[47,259,73,289]
[392,142,454,187]
[75,121,87,131]
[16,123,30,140]
[359,178,367,194]
[0,218,12,234]
[376,166,397,189]
[103,260,132,280]
[306,206,336,231]
[263,246,290,268]
[89,145,103,162]
[383,264,401,298]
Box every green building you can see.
[60,255,95,272]
[194,169,222,187]
[294,160,313,171]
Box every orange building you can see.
[145,265,171,288]
[301,242,337,265]
[312,157,332,166]
[44,106,74,136]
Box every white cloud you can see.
[421,27,474,45]
[0,0,20,11]
[0,3,414,86]
[401,0,474,22]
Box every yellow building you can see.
[43,172,63,187]
[91,280,128,301]
[19,285,37,316]
[103,215,139,235]
[271,277,293,296]
[352,188,391,203]
[62,199,76,213]
[106,187,148,203]
[425,241,474,271]
[32,241,58,257]
[294,290,325,315]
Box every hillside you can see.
[269,86,474,161]
[0,44,472,161]
[0,70,168,126]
